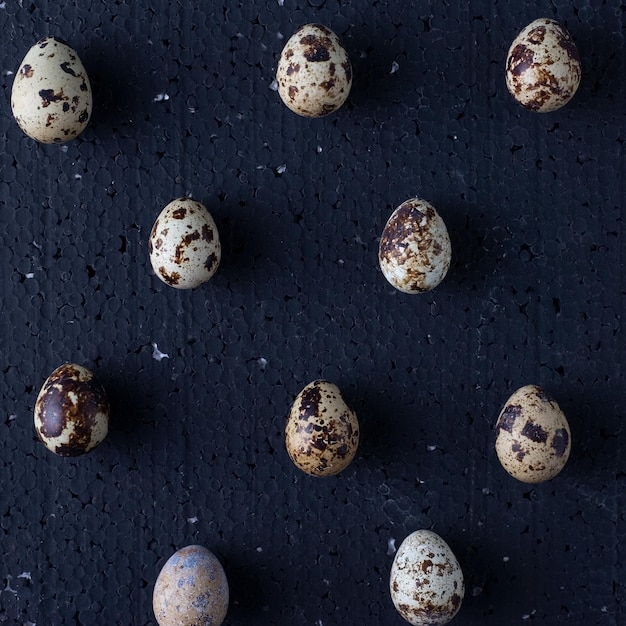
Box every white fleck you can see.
[0,3,6,9]
[390,60,400,74]
[337,259,344,266]
[481,487,490,495]
[187,516,198,524]
[153,93,170,102]
[3,576,16,596]
[426,445,437,452]
[2,69,12,76]
[257,357,267,371]
[522,610,536,620]
[503,556,509,562]
[8,414,16,422]
[277,0,284,5]
[276,31,284,40]
[188,106,196,113]
[24,622,36,626]
[386,537,396,555]
[60,145,68,153]
[472,586,482,596]
[276,163,287,174]
[151,342,169,361]
[74,173,82,180]
[256,546,263,552]
[25,273,34,279]
[315,620,324,626]
[316,145,323,153]
[269,78,278,91]
[601,606,608,613]
[17,572,31,581]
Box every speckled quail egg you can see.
[149,197,221,289]
[495,384,571,483]
[276,23,352,117]
[34,363,109,457]
[11,36,92,143]
[153,545,229,626]
[379,198,452,293]
[390,529,464,626]
[285,380,359,477]
[505,18,581,112]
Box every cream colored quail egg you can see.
[276,23,352,117]
[11,36,92,143]
[505,18,581,112]
[495,384,571,483]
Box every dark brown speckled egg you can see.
[495,384,571,483]
[34,363,109,457]
[285,380,359,477]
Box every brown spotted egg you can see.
[390,529,464,626]
[505,18,581,112]
[495,384,571,483]
[11,37,92,143]
[276,23,352,117]
[34,363,109,457]
[153,545,229,626]
[149,198,221,289]
[379,198,452,293]
[285,380,359,477]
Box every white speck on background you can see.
[0,3,6,9]
[315,620,324,626]
[427,445,437,452]
[256,546,263,552]
[153,93,169,102]
[277,0,284,5]
[503,556,509,562]
[25,273,34,279]
[257,357,267,371]
[316,145,323,153]
[276,31,284,40]
[472,586,483,596]
[74,173,82,180]
[187,516,198,524]
[390,61,399,74]
[60,145,68,153]
[269,79,278,91]
[2,70,12,76]
[3,575,16,595]
[152,343,169,361]
[276,164,287,174]
[387,537,396,555]
[482,487,490,495]
[17,572,31,581]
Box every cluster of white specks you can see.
[386,537,396,555]
[276,163,287,175]
[390,60,400,74]
[187,516,198,524]
[426,444,437,452]
[153,93,170,102]
[152,342,169,361]
[269,78,278,91]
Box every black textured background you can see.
[0,1,624,624]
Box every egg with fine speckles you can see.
[390,529,464,626]
[285,380,359,477]
[153,545,229,626]
[379,198,452,293]
[34,363,109,457]
[495,384,571,483]
[276,23,352,117]
[11,36,92,143]
[505,18,581,112]
[149,197,221,289]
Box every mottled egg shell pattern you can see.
[379,198,452,293]
[390,530,464,626]
[34,363,109,457]
[285,380,359,477]
[495,384,571,483]
[276,23,352,117]
[11,36,92,143]
[153,545,229,626]
[149,198,221,289]
[505,18,581,112]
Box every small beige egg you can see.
[34,363,109,457]
[276,23,352,117]
[390,529,464,626]
[495,384,571,483]
[505,18,581,112]
[285,380,359,477]
[11,36,92,143]
[149,197,221,289]
[379,198,452,293]
[153,545,229,626]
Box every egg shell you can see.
[153,545,229,626]
[11,36,92,143]
[276,23,352,117]
[34,363,109,457]
[149,197,221,289]
[285,380,359,477]
[378,198,452,293]
[390,530,464,626]
[495,384,571,483]
[505,18,581,112]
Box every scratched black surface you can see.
[0,1,624,624]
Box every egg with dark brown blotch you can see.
[153,545,229,626]
[11,36,92,143]
[34,363,109,457]
[495,384,571,483]
[379,198,452,293]
[505,18,581,112]
[390,529,465,626]
[276,23,352,117]
[149,197,221,289]
[285,380,359,477]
